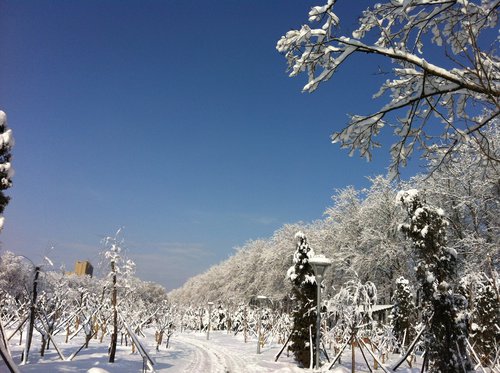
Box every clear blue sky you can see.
[0,0,420,290]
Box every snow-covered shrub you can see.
[0,251,30,300]
[327,276,377,343]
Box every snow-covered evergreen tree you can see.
[391,276,416,351]
[397,189,472,372]
[460,272,499,366]
[471,275,499,365]
[0,111,14,231]
[286,232,317,368]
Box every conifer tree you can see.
[286,232,317,368]
[0,111,15,370]
[397,189,472,372]
[472,276,499,365]
[391,276,416,351]
[460,273,499,366]
[0,111,14,229]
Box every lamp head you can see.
[309,255,332,279]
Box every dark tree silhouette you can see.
[287,232,317,368]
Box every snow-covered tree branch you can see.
[277,0,499,176]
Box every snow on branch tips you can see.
[277,0,500,177]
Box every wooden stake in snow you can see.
[309,325,314,370]
[22,266,40,365]
[327,335,352,370]
[275,329,294,362]
[358,338,391,373]
[244,306,248,343]
[0,316,21,373]
[351,332,355,373]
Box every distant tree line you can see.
[169,125,499,307]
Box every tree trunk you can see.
[40,334,46,357]
[156,331,163,351]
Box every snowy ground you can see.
[7,329,423,372]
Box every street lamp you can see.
[255,295,268,354]
[206,302,214,340]
[308,255,332,370]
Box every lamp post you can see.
[206,302,214,340]
[255,295,268,354]
[309,255,332,370]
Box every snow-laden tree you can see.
[153,300,174,351]
[357,177,415,298]
[277,1,500,176]
[418,124,500,273]
[34,273,72,357]
[323,178,412,299]
[391,276,416,351]
[0,111,14,230]
[168,167,495,313]
[168,223,308,306]
[0,251,31,300]
[101,228,134,363]
[397,189,472,372]
[325,276,379,371]
[323,186,363,272]
[328,276,378,341]
[459,272,499,366]
[287,232,317,368]
[65,273,103,347]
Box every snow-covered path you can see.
[153,331,304,373]
[169,333,250,373]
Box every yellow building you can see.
[74,261,93,277]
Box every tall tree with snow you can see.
[0,111,15,371]
[286,232,317,368]
[391,276,416,351]
[277,1,499,176]
[420,124,500,274]
[397,189,472,372]
[0,111,14,230]
[460,272,499,366]
[101,229,131,363]
[470,274,499,366]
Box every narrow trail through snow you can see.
[151,331,304,372]
[173,333,251,373]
